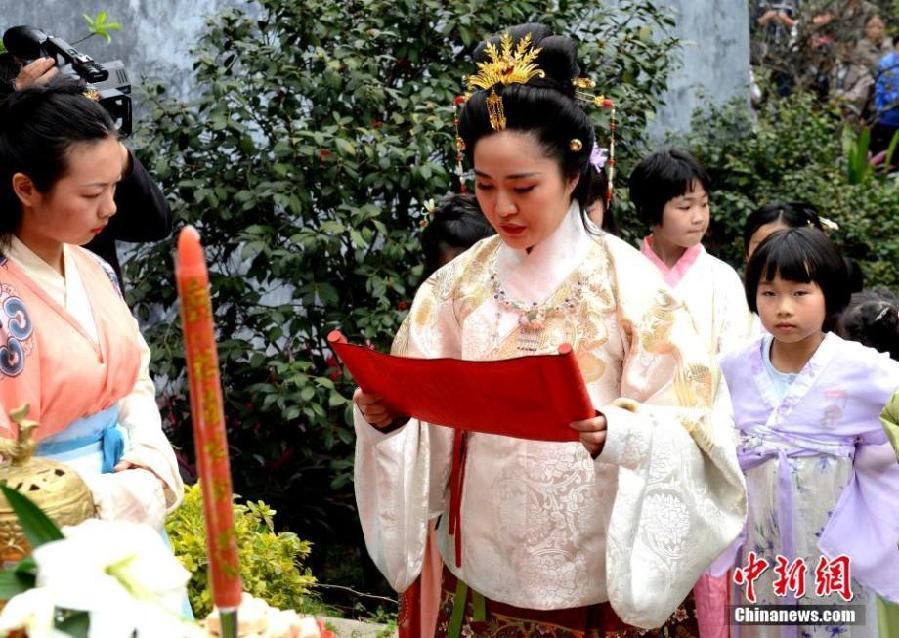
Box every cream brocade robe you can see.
[354,205,747,629]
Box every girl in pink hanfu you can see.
[629,149,753,357]
[630,150,753,637]
[716,228,899,638]
[0,80,183,534]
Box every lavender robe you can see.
[719,333,899,637]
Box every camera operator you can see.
[0,53,171,288]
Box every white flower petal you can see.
[0,587,64,638]
[87,608,137,638]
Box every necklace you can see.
[489,268,585,352]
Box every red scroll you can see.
[327,331,594,442]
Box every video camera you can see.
[3,25,132,135]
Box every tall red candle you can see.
[176,226,242,612]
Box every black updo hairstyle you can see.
[457,23,598,222]
[421,192,495,278]
[836,287,899,361]
[0,76,117,245]
[743,201,824,254]
[745,227,851,332]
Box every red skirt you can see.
[431,564,699,638]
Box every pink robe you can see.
[0,247,140,439]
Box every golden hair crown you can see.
[466,32,545,131]
[452,33,619,205]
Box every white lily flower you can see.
[32,519,201,638]
[0,587,66,638]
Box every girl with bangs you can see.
[714,227,899,638]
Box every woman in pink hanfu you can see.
[0,79,183,532]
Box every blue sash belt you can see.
[36,405,124,474]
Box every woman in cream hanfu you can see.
[0,80,183,533]
[353,24,747,637]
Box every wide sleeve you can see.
[353,268,459,593]
[715,262,753,356]
[115,326,185,513]
[597,263,747,628]
[818,353,899,602]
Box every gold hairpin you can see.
[467,32,545,131]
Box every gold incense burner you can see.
[0,405,95,562]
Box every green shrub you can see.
[165,484,317,618]
[676,92,899,288]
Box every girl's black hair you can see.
[745,227,851,331]
[421,192,495,277]
[627,148,711,227]
[836,287,899,361]
[0,76,117,244]
[457,23,597,223]
[743,201,824,253]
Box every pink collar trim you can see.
[640,235,704,287]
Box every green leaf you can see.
[14,556,36,575]
[0,485,64,549]
[56,611,90,637]
[0,570,35,599]
[335,138,357,156]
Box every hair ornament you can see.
[419,198,437,228]
[570,138,583,152]
[452,95,468,191]
[467,32,545,131]
[819,216,840,232]
[573,84,618,206]
[874,305,893,323]
[589,145,609,171]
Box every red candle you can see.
[176,226,242,611]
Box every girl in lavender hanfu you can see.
[716,228,899,638]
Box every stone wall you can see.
[644,0,751,137]
[0,0,749,135]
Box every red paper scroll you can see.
[327,331,594,442]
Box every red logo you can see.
[733,551,770,603]
[814,555,853,602]
[772,556,807,599]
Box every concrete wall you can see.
[0,0,248,101]
[647,0,751,137]
[0,0,749,135]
